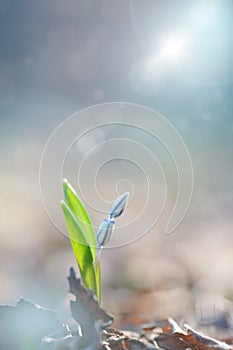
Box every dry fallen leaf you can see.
[141,318,232,350]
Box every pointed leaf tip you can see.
[61,179,97,258]
[69,267,76,278]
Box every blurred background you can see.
[0,0,233,330]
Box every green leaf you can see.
[62,179,97,259]
[61,200,97,296]
[96,261,101,303]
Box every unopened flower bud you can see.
[97,218,115,247]
[109,192,129,219]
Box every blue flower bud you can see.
[69,267,76,278]
[97,218,115,247]
[109,192,129,219]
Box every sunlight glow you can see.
[143,35,188,81]
[160,36,186,60]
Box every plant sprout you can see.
[61,179,129,303]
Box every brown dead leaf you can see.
[141,318,232,350]
[68,267,114,329]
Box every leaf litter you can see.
[0,268,232,350]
